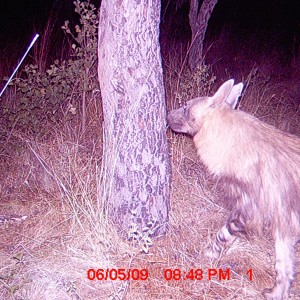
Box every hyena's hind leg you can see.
[205,219,246,259]
[263,230,294,300]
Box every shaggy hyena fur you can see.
[167,79,300,300]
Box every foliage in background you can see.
[2,0,99,136]
[175,64,216,106]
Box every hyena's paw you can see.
[205,223,237,259]
[263,285,290,300]
[204,246,221,259]
[264,233,294,300]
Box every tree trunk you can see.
[188,0,218,70]
[98,1,170,240]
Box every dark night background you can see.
[0,0,300,80]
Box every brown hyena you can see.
[167,79,300,300]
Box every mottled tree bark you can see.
[98,1,170,238]
[188,0,218,70]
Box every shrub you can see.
[2,0,99,136]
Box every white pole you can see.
[0,33,39,98]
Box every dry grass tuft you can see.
[239,71,300,135]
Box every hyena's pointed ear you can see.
[209,79,235,107]
[225,82,244,109]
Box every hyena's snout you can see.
[167,108,197,136]
[167,109,185,131]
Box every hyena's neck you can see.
[193,108,254,176]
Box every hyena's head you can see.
[167,79,244,136]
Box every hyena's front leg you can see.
[263,230,294,300]
[205,219,245,259]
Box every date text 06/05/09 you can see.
[87,268,254,281]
